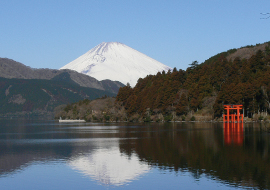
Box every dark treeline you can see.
[116,42,270,120]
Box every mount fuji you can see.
[60,42,172,87]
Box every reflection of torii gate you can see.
[223,122,244,145]
[223,104,243,123]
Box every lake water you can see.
[0,120,269,190]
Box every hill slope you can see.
[0,58,124,94]
[115,41,270,120]
[0,74,115,117]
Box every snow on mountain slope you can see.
[60,42,171,87]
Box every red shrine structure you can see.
[223,104,243,123]
[223,105,244,145]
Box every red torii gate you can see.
[223,104,243,123]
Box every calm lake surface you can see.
[0,120,269,190]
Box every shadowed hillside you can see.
[0,58,124,94]
[0,76,115,118]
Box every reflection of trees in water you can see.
[119,122,270,189]
[0,143,73,176]
[0,121,269,189]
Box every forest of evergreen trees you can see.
[116,42,270,120]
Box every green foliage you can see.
[181,116,185,121]
[144,116,151,122]
[92,115,97,121]
[188,60,199,70]
[190,116,196,121]
[164,114,173,122]
[104,115,110,121]
[64,104,72,112]
[265,45,270,56]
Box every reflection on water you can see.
[0,120,269,189]
[68,146,150,186]
[223,122,244,145]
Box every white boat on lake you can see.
[59,118,86,123]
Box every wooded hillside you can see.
[0,75,115,118]
[116,42,270,120]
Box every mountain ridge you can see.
[0,58,124,94]
[0,58,124,118]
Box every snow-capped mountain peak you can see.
[60,42,172,87]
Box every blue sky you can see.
[0,0,269,70]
